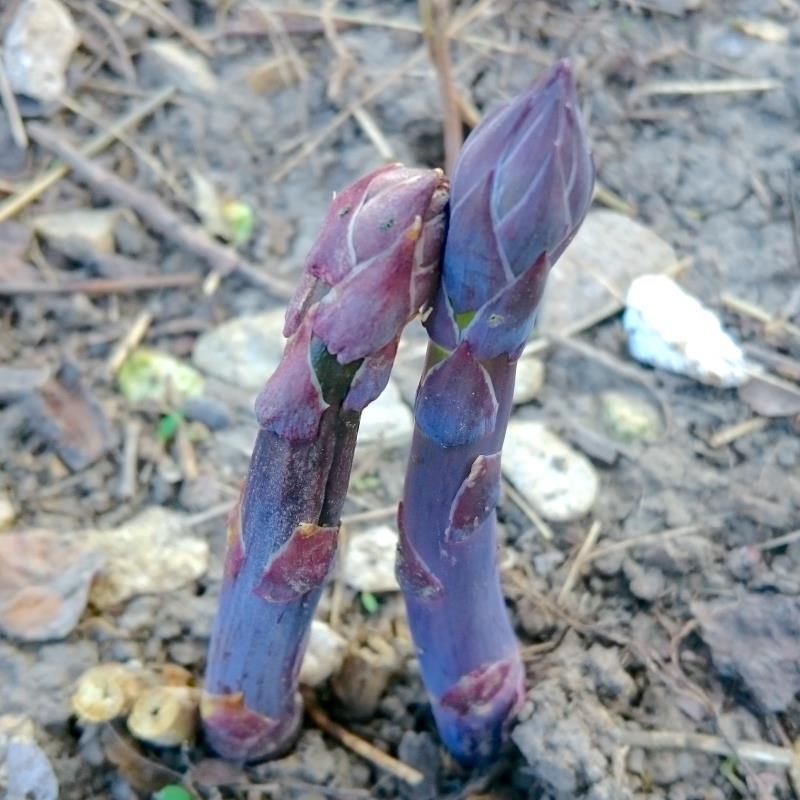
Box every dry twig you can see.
[0,86,175,223]
[558,520,602,605]
[633,77,781,98]
[588,518,727,563]
[503,479,555,542]
[707,417,769,448]
[304,696,424,785]
[619,729,795,769]
[269,0,496,182]
[0,51,27,149]
[106,310,152,376]
[420,0,462,174]
[0,273,201,296]
[27,123,293,299]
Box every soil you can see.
[1,0,800,799]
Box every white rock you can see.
[193,310,286,391]
[299,620,347,687]
[343,525,400,593]
[623,274,749,387]
[502,420,598,522]
[141,41,217,94]
[513,358,545,405]
[33,208,122,259]
[87,508,209,609]
[358,380,413,446]
[4,0,80,104]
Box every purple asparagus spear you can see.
[203,164,448,761]
[398,60,594,766]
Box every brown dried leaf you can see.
[739,373,800,417]
[26,362,114,471]
[101,722,181,794]
[0,530,103,642]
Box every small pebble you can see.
[299,620,347,687]
[623,558,665,601]
[343,525,399,593]
[533,550,566,578]
[193,310,286,392]
[4,0,80,104]
[182,396,231,430]
[502,420,599,522]
[167,639,204,666]
[600,390,662,442]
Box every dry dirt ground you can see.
[1,0,800,798]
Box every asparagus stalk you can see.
[397,61,594,766]
[203,164,448,761]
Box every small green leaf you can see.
[360,592,379,614]
[222,200,254,246]
[351,473,381,493]
[154,785,192,800]
[157,411,183,442]
[117,348,204,406]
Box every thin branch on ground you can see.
[0,86,175,224]
[0,273,202,296]
[619,729,795,769]
[0,51,28,149]
[558,520,602,605]
[27,123,294,299]
[106,311,153,376]
[420,0,462,174]
[304,695,424,786]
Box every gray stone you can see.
[502,420,599,522]
[33,208,122,260]
[398,731,439,800]
[182,396,231,430]
[623,558,665,602]
[694,593,800,713]
[193,310,286,391]
[3,0,80,103]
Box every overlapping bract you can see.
[257,164,447,443]
[399,60,594,767]
[203,164,447,762]
[419,60,594,447]
[435,59,593,318]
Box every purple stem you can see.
[399,350,524,766]
[203,404,357,760]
